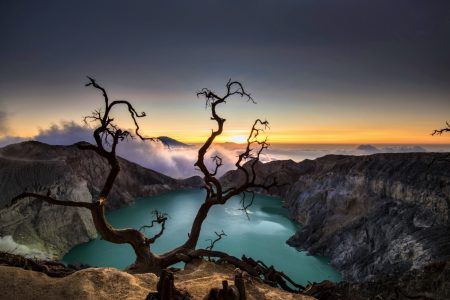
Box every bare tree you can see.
[432,121,450,136]
[11,78,301,291]
[431,121,450,164]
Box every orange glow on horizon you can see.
[169,126,450,145]
[3,123,449,146]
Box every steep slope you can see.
[0,141,202,259]
[221,152,450,282]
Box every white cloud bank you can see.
[0,122,243,178]
[1,121,449,179]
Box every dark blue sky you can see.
[1,0,450,143]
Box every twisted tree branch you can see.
[11,192,93,210]
[432,121,450,136]
[140,210,169,245]
[205,230,227,251]
[10,79,304,291]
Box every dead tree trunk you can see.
[11,78,303,292]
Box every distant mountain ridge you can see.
[157,136,191,148]
[356,144,427,153]
[356,144,379,152]
[0,141,202,259]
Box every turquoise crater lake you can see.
[63,189,341,285]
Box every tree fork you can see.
[10,78,304,293]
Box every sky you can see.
[1,0,450,144]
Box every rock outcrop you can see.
[0,141,202,259]
[0,254,314,300]
[222,152,450,282]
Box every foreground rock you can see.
[2,252,448,300]
[0,141,202,259]
[0,258,314,300]
[222,152,450,282]
[0,265,158,300]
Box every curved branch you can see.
[239,192,255,220]
[11,78,293,280]
[241,255,305,292]
[86,76,109,108]
[12,78,163,273]
[83,77,160,199]
[84,77,158,159]
[81,77,162,270]
[168,81,271,254]
[139,210,169,245]
[179,250,305,292]
[224,79,255,103]
[210,155,223,176]
[432,121,450,136]
[230,119,270,193]
[108,100,157,142]
[205,230,227,251]
[11,192,93,210]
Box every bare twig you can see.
[239,191,255,220]
[10,79,302,288]
[210,155,223,176]
[431,121,450,136]
[11,192,93,210]
[205,230,227,251]
[140,210,169,245]
[174,80,275,252]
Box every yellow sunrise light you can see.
[228,135,247,144]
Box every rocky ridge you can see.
[0,141,202,259]
[0,254,314,300]
[2,251,449,300]
[222,152,450,282]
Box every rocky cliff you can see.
[0,141,202,259]
[222,152,450,282]
[306,260,450,300]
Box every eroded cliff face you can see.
[222,152,450,282]
[286,153,450,282]
[0,141,202,259]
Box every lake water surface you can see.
[63,189,341,285]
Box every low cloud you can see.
[0,121,94,150]
[0,235,49,260]
[35,121,94,145]
[0,122,240,178]
[35,122,240,178]
[115,141,239,178]
[1,122,447,179]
